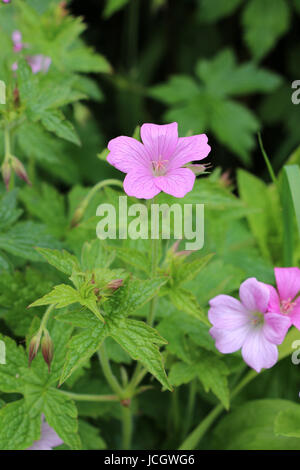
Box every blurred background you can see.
[69,0,300,180]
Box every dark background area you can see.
[70,0,300,181]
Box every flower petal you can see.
[275,267,300,302]
[154,167,195,198]
[290,298,300,330]
[123,169,161,199]
[208,294,251,330]
[107,136,150,173]
[140,122,178,161]
[239,277,270,313]
[263,312,291,344]
[266,284,281,313]
[241,328,278,372]
[209,324,250,354]
[41,421,63,448]
[169,134,211,169]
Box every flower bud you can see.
[11,156,31,185]
[28,333,41,366]
[106,279,123,291]
[1,160,11,190]
[41,330,54,373]
[71,206,84,228]
[185,163,211,175]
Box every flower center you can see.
[251,311,264,326]
[151,155,168,176]
[280,298,295,314]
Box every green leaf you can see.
[197,0,243,23]
[167,287,209,325]
[43,388,81,450]
[104,277,167,319]
[40,110,81,146]
[212,400,300,450]
[0,189,23,230]
[36,248,80,276]
[0,400,40,450]
[211,99,259,164]
[237,169,272,260]
[0,221,61,261]
[242,0,290,60]
[150,75,200,105]
[108,317,172,391]
[275,408,300,438]
[0,334,27,393]
[78,419,106,450]
[29,284,81,308]
[196,49,281,97]
[0,80,5,104]
[282,165,300,265]
[59,322,107,385]
[103,0,129,18]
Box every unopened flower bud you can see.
[71,206,84,228]
[11,156,31,185]
[41,330,54,373]
[107,279,123,291]
[1,160,11,190]
[185,163,211,175]
[28,333,41,366]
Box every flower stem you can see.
[121,405,133,450]
[55,389,119,402]
[178,369,257,450]
[147,196,160,326]
[181,379,197,440]
[97,343,124,398]
[71,178,123,226]
[40,305,55,332]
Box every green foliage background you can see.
[0,0,300,451]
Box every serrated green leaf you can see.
[108,317,172,391]
[37,248,80,276]
[0,400,40,450]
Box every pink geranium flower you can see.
[27,415,63,450]
[267,267,300,329]
[107,122,211,199]
[11,31,51,74]
[209,278,290,372]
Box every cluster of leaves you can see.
[1,0,300,452]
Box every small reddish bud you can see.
[1,160,11,190]
[11,156,31,185]
[107,279,123,291]
[220,170,233,187]
[28,333,41,366]
[41,330,54,373]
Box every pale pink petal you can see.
[41,421,63,448]
[123,169,161,199]
[239,278,270,313]
[266,284,281,314]
[140,122,178,161]
[107,136,151,173]
[208,295,250,330]
[290,298,300,330]
[169,134,211,170]
[275,267,300,302]
[154,167,195,198]
[241,328,278,372]
[209,324,251,354]
[263,312,291,344]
